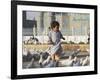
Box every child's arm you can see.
[62,36,65,40]
[59,31,65,40]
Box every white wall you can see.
[0,0,99,80]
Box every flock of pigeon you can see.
[22,48,90,69]
[23,36,40,45]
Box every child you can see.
[47,21,65,67]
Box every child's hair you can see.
[51,21,60,29]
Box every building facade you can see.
[23,11,90,43]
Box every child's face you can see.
[53,26,59,32]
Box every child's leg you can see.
[51,54,60,67]
[55,54,60,61]
[55,54,60,67]
[51,54,60,61]
[51,54,55,61]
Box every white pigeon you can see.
[82,56,90,66]
[42,56,51,66]
[73,56,81,66]
[39,53,43,64]
[80,58,84,65]
[23,47,28,56]
[59,56,73,67]
[26,58,34,68]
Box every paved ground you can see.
[23,44,89,52]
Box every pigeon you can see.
[23,47,29,62]
[42,56,51,66]
[59,56,73,67]
[38,53,44,67]
[80,58,84,65]
[71,49,81,57]
[38,51,59,68]
[26,58,34,68]
[44,60,58,68]
[82,56,90,66]
[39,53,43,63]
[72,56,81,66]
[38,52,53,68]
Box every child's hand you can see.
[62,37,65,40]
